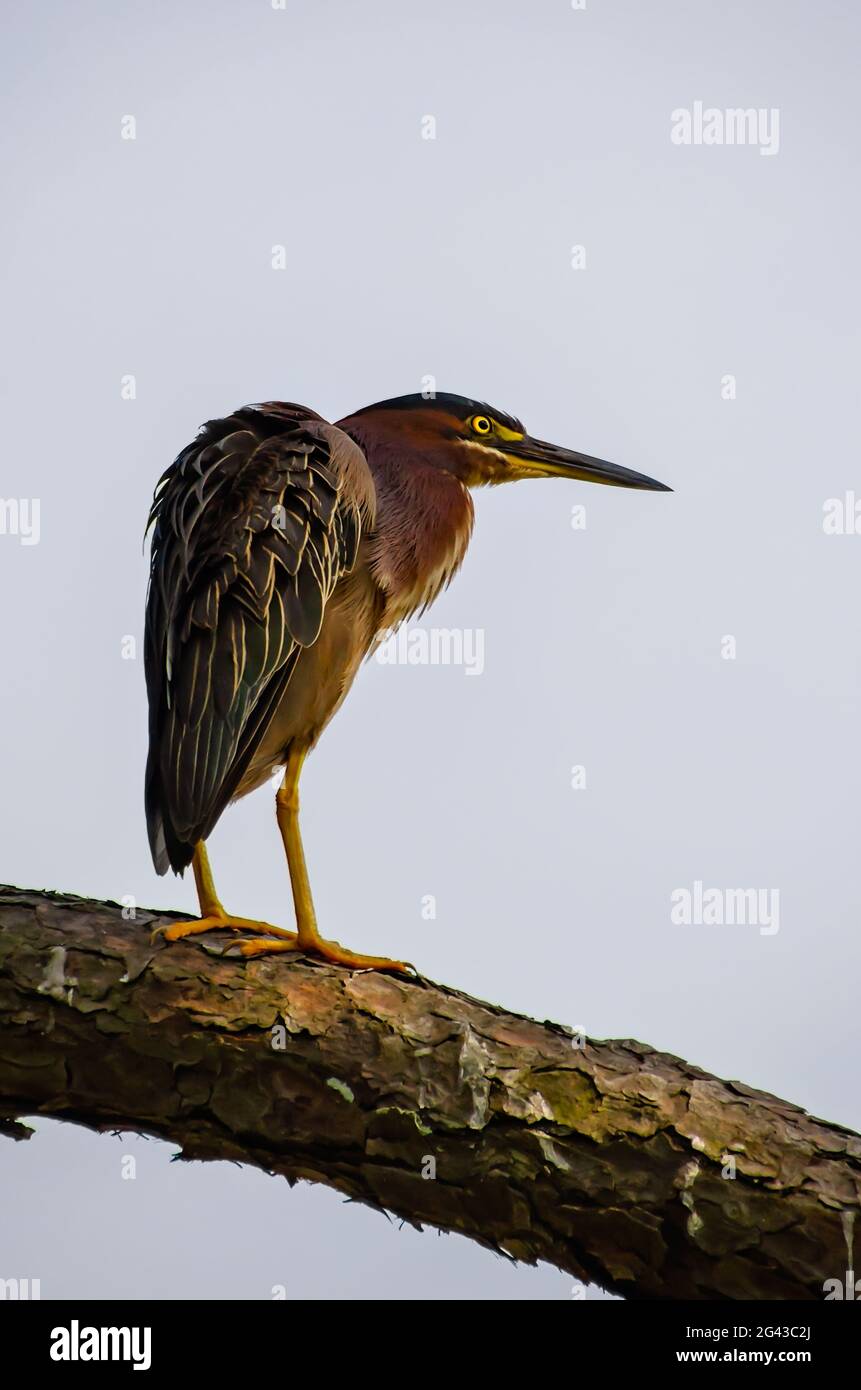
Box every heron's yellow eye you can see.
[471,415,492,436]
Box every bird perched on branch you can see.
[145,393,670,971]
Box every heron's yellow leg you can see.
[233,745,412,973]
[152,842,299,945]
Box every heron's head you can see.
[338,392,671,491]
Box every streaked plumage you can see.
[145,403,373,873]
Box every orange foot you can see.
[152,914,298,946]
[229,934,414,975]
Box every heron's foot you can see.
[234,933,414,974]
[152,914,298,945]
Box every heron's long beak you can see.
[503,435,672,491]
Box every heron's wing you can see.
[144,404,374,874]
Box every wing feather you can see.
[144,404,373,874]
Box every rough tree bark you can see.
[0,884,858,1300]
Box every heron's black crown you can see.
[347,392,525,436]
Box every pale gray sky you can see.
[1,0,859,1299]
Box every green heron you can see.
[145,393,670,972]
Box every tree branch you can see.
[0,884,858,1299]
